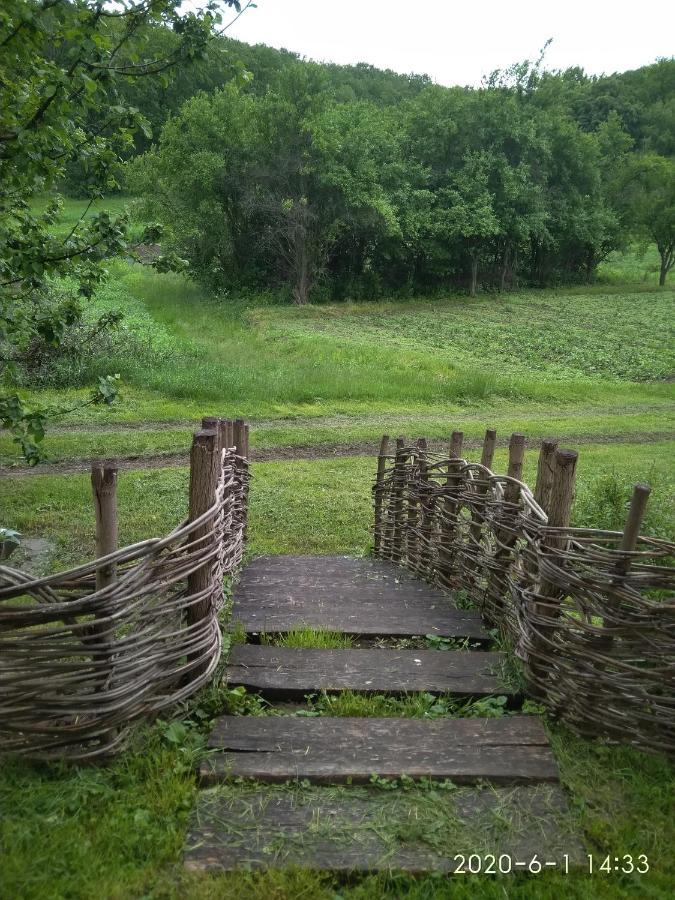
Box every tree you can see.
[619,154,675,286]
[0,0,244,462]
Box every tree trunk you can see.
[470,256,478,296]
[500,244,510,292]
[659,255,668,287]
[292,216,311,305]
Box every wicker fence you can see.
[0,418,249,760]
[373,431,675,755]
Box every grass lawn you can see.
[3,255,673,468]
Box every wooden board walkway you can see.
[187,555,578,874]
[231,555,489,639]
[185,784,582,873]
[225,644,514,697]
[200,715,558,785]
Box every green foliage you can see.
[572,471,673,540]
[135,55,675,304]
[301,690,509,719]
[618,153,675,285]
[0,0,241,460]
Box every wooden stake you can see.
[505,433,526,488]
[201,416,219,439]
[533,439,559,514]
[90,460,119,740]
[390,437,407,562]
[617,483,650,575]
[546,450,578,531]
[233,419,245,456]
[525,449,579,686]
[480,428,497,469]
[467,429,497,582]
[484,434,526,619]
[187,430,219,642]
[374,435,390,555]
[407,438,427,571]
[223,419,234,449]
[438,431,464,585]
[91,462,118,591]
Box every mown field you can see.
[1,202,674,898]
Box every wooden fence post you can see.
[90,462,118,720]
[187,430,219,653]
[533,439,559,514]
[617,483,650,575]
[91,462,118,591]
[484,433,526,620]
[223,418,234,449]
[438,431,464,586]
[390,437,408,562]
[373,435,390,556]
[406,438,426,571]
[480,428,497,471]
[233,419,245,456]
[449,429,463,459]
[202,416,230,456]
[525,449,578,688]
[467,428,497,585]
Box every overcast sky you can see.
[223,0,674,87]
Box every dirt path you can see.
[1,431,671,477]
[44,402,675,435]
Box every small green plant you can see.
[300,691,509,719]
[221,686,271,717]
[0,527,21,560]
[452,589,475,610]
[369,774,458,792]
[227,620,248,645]
[261,627,354,649]
[424,634,472,650]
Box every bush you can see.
[574,471,673,540]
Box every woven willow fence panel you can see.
[0,448,249,760]
[373,440,675,755]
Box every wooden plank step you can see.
[232,555,488,639]
[184,783,583,873]
[225,645,514,697]
[201,715,558,785]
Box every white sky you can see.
[223,0,674,87]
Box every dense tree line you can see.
[128,39,674,300]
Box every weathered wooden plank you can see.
[225,645,514,697]
[201,715,558,785]
[232,555,488,639]
[184,783,583,872]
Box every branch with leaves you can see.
[0,0,245,463]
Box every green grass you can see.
[262,627,355,649]
[597,243,663,284]
[9,258,673,435]
[250,287,675,383]
[30,194,144,241]
[3,442,672,572]
[3,405,675,465]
